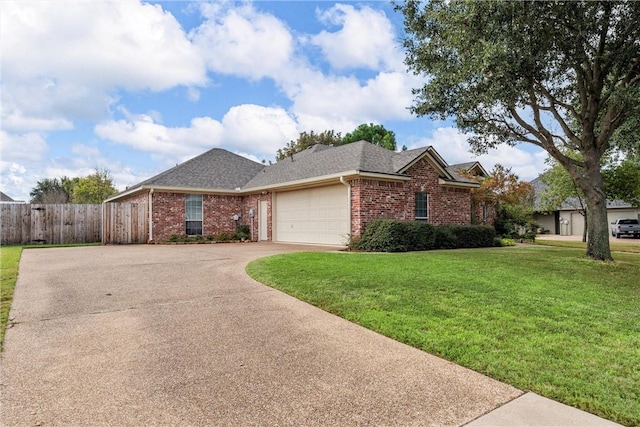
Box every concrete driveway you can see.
[0,243,615,426]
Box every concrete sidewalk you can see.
[1,244,621,426]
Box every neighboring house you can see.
[0,191,25,204]
[531,177,640,236]
[106,141,485,245]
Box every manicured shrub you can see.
[214,231,230,242]
[441,225,495,248]
[434,226,459,249]
[405,221,436,250]
[356,220,435,252]
[500,238,517,246]
[233,224,251,240]
[355,221,495,252]
[357,219,408,252]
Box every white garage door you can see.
[275,185,349,245]
[571,212,585,236]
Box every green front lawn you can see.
[535,238,640,253]
[247,247,640,426]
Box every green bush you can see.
[405,221,437,250]
[356,220,495,252]
[442,225,495,248]
[357,219,409,252]
[167,233,183,242]
[434,226,459,249]
[232,224,251,240]
[215,231,230,242]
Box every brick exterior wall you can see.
[472,201,497,226]
[134,192,244,242]
[244,193,272,241]
[350,157,473,236]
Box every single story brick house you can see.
[106,141,487,245]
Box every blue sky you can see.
[1,0,548,201]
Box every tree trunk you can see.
[585,195,611,260]
[578,161,613,261]
[582,211,587,243]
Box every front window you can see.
[415,192,429,220]
[185,194,203,235]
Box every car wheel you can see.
[615,233,620,239]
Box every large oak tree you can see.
[397,0,640,260]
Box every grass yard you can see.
[247,246,640,426]
[536,238,640,254]
[0,246,22,351]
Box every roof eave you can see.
[438,178,480,189]
[243,170,411,193]
[105,185,244,202]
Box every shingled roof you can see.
[109,141,480,201]
[243,141,414,189]
[445,161,488,185]
[112,148,265,199]
[0,191,15,202]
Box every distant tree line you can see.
[30,169,118,204]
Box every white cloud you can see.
[0,0,207,133]
[95,113,225,162]
[291,71,417,126]
[1,1,206,90]
[412,127,548,181]
[0,161,29,202]
[221,104,299,156]
[0,130,49,162]
[95,104,298,165]
[312,4,404,71]
[192,3,294,81]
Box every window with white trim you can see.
[415,192,429,220]
[185,194,203,235]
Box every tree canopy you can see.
[275,123,398,160]
[398,0,640,260]
[342,123,397,150]
[29,169,117,204]
[71,170,118,204]
[469,164,535,236]
[276,130,342,161]
[30,177,77,204]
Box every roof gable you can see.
[113,148,264,199]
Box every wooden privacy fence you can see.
[1,203,148,245]
[1,204,102,245]
[102,202,148,244]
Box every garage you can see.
[275,185,349,245]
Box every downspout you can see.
[148,188,154,243]
[339,176,351,239]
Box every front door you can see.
[259,200,268,241]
